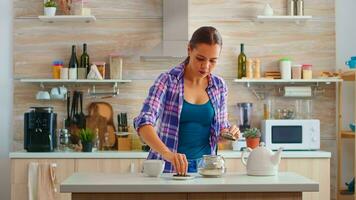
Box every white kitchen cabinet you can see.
[11,159,75,200]
[75,159,144,173]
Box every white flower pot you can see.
[44,7,56,16]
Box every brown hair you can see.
[183,26,223,64]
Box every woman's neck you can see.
[184,63,207,85]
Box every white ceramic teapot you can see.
[241,142,283,176]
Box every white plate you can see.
[171,175,195,180]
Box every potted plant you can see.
[242,128,261,149]
[79,128,94,152]
[44,0,57,16]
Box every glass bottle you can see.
[68,45,78,80]
[237,43,247,79]
[79,43,90,78]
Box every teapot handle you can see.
[241,147,252,166]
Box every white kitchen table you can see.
[60,172,318,200]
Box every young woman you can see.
[134,26,240,175]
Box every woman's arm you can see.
[133,73,188,174]
[138,125,188,175]
[219,80,240,139]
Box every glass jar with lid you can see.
[302,64,313,79]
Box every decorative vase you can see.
[44,7,56,16]
[246,137,260,149]
[82,142,93,152]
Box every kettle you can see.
[241,142,283,176]
[345,56,356,69]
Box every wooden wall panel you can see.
[13,0,337,199]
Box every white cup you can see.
[50,86,67,100]
[143,160,165,177]
[36,91,51,100]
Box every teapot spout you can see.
[271,147,283,165]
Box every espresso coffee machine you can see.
[237,103,253,132]
[24,107,57,152]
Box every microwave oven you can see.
[261,119,320,150]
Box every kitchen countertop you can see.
[60,172,319,193]
[9,150,331,159]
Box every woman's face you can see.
[187,43,221,77]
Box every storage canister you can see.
[302,64,312,79]
[246,59,253,79]
[109,53,123,80]
[291,64,302,79]
[253,58,261,78]
[279,58,292,80]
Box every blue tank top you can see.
[177,99,215,159]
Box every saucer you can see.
[171,174,195,180]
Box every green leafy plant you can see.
[44,0,57,8]
[79,128,95,143]
[242,128,261,138]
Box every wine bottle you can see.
[237,43,247,79]
[79,43,90,79]
[68,45,78,80]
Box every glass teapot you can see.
[198,155,226,177]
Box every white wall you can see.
[336,0,356,187]
[0,0,12,199]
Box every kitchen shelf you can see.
[233,78,341,84]
[339,189,354,195]
[38,15,96,23]
[337,70,356,200]
[20,79,131,84]
[256,15,312,23]
[341,130,355,139]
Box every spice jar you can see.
[302,64,312,79]
[52,60,64,79]
[291,64,302,79]
[93,61,106,79]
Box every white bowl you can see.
[143,160,165,177]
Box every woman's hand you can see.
[221,125,241,140]
[162,151,188,175]
[229,125,241,139]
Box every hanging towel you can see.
[28,162,39,200]
[37,163,57,200]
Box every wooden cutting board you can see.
[87,102,116,149]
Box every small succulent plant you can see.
[242,128,261,138]
[44,0,57,8]
[79,128,95,143]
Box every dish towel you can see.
[38,163,57,200]
[28,162,39,200]
[28,162,57,200]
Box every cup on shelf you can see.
[50,86,67,100]
[36,90,51,100]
